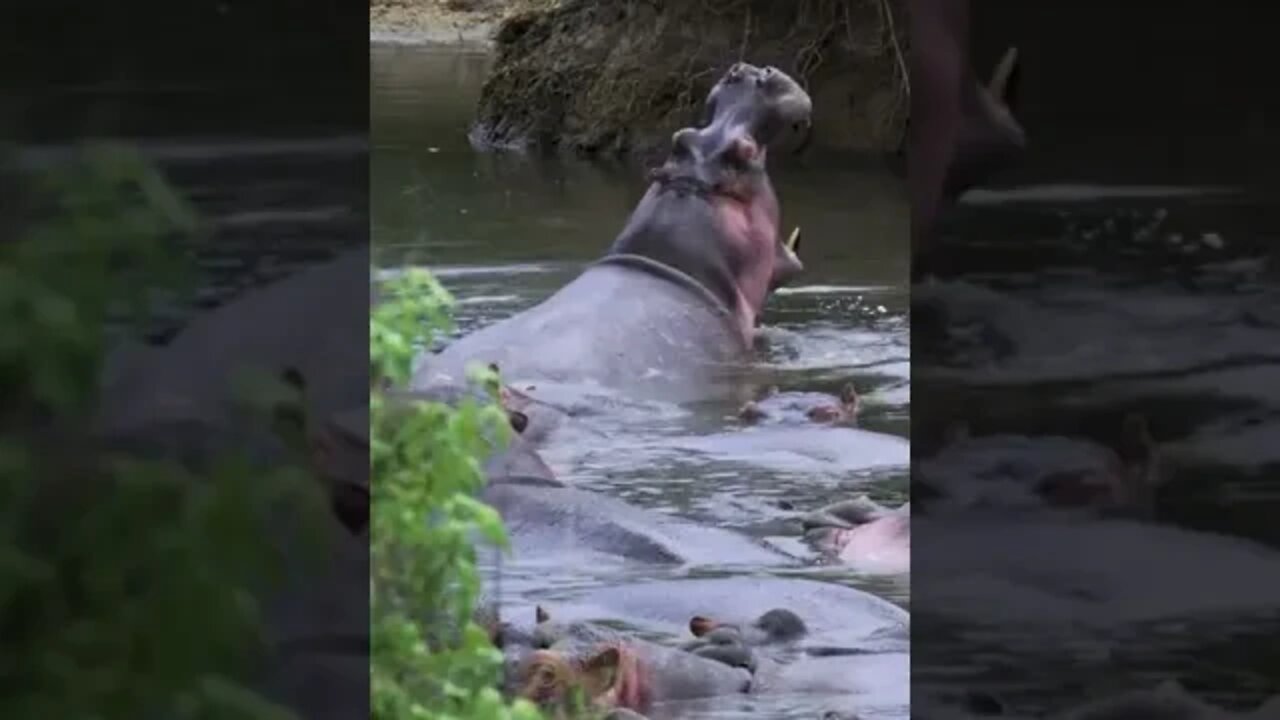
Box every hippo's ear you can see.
[579,646,622,696]
[689,615,718,637]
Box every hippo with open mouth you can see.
[412,62,812,404]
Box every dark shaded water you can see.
[914,185,1280,715]
[371,44,910,719]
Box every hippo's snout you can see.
[706,62,812,149]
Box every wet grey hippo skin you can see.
[915,415,1160,519]
[481,476,791,567]
[97,247,369,436]
[94,376,369,720]
[918,680,1280,720]
[802,495,911,573]
[502,576,909,650]
[378,383,560,483]
[412,63,812,403]
[512,602,905,707]
[385,382,789,568]
[682,605,908,701]
[738,382,860,426]
[513,624,752,713]
[908,0,1025,268]
[681,608,807,670]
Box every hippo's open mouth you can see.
[601,62,814,335]
[646,62,812,207]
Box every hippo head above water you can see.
[606,62,813,344]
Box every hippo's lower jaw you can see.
[631,172,782,346]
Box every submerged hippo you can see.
[1043,681,1280,720]
[682,608,808,670]
[684,612,906,702]
[413,62,812,404]
[919,681,1280,720]
[802,496,910,574]
[917,414,1161,519]
[738,382,860,425]
[513,604,905,711]
[97,247,369,437]
[501,576,908,651]
[480,475,793,568]
[88,366,371,720]
[512,623,752,715]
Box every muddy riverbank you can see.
[371,0,908,161]
[370,0,503,48]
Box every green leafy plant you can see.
[370,268,543,720]
[1,144,319,720]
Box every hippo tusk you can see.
[786,226,801,253]
[988,46,1019,101]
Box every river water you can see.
[913,187,1280,715]
[371,45,910,719]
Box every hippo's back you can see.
[546,577,908,645]
[481,482,790,567]
[413,263,745,402]
[100,248,369,433]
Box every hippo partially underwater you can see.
[737,383,861,426]
[494,580,907,717]
[918,680,1280,720]
[803,495,911,574]
[412,62,812,404]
